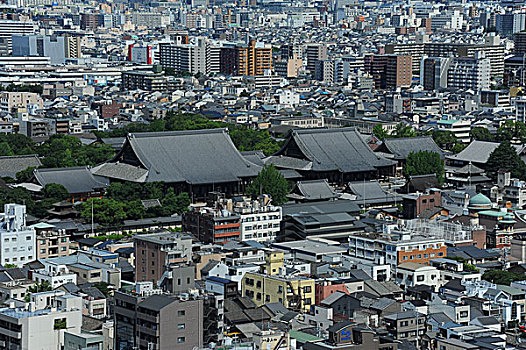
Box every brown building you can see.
[402,190,442,219]
[80,14,99,30]
[99,101,122,119]
[35,224,70,260]
[220,46,237,75]
[364,54,412,89]
[134,232,193,283]
[236,40,272,76]
[183,209,240,244]
[114,291,223,350]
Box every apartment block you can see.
[236,40,272,76]
[0,204,36,267]
[114,290,223,350]
[134,232,193,283]
[242,271,315,313]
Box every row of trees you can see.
[95,112,283,156]
[79,182,191,227]
[471,121,526,144]
[0,134,115,173]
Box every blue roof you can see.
[207,276,232,284]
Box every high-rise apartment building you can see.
[0,204,36,267]
[515,32,526,54]
[364,54,412,89]
[114,290,224,350]
[447,55,491,91]
[236,40,272,76]
[134,232,193,283]
[305,43,328,74]
[421,57,452,90]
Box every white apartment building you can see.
[0,291,82,350]
[32,262,77,289]
[395,263,441,291]
[234,197,282,243]
[447,56,490,91]
[0,204,36,267]
[436,118,472,144]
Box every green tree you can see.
[0,142,14,156]
[80,198,127,227]
[247,164,290,205]
[451,143,466,154]
[373,124,389,140]
[482,270,525,285]
[161,190,190,215]
[470,127,495,142]
[393,123,416,138]
[16,166,36,183]
[486,141,526,180]
[403,151,445,184]
[42,183,69,201]
[432,130,458,151]
[496,121,526,143]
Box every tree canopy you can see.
[403,151,445,184]
[247,164,290,205]
[496,121,526,143]
[432,130,464,153]
[470,127,495,142]
[372,124,389,140]
[482,270,525,285]
[96,112,282,156]
[80,182,191,228]
[486,141,526,180]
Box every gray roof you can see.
[277,128,395,173]
[347,180,399,204]
[91,162,148,182]
[0,154,41,179]
[138,295,176,311]
[113,129,261,184]
[291,179,338,200]
[241,150,265,166]
[447,140,522,164]
[282,199,361,217]
[101,137,125,151]
[380,137,444,160]
[34,166,109,194]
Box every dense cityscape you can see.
[0,0,526,349]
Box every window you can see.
[177,310,185,316]
[304,286,311,293]
[278,286,283,293]
[26,236,31,241]
[177,324,185,329]
[416,275,424,282]
[177,337,185,343]
[305,298,311,305]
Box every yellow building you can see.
[242,271,315,313]
[236,40,272,76]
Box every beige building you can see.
[64,36,81,58]
[0,92,43,114]
[33,223,70,260]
